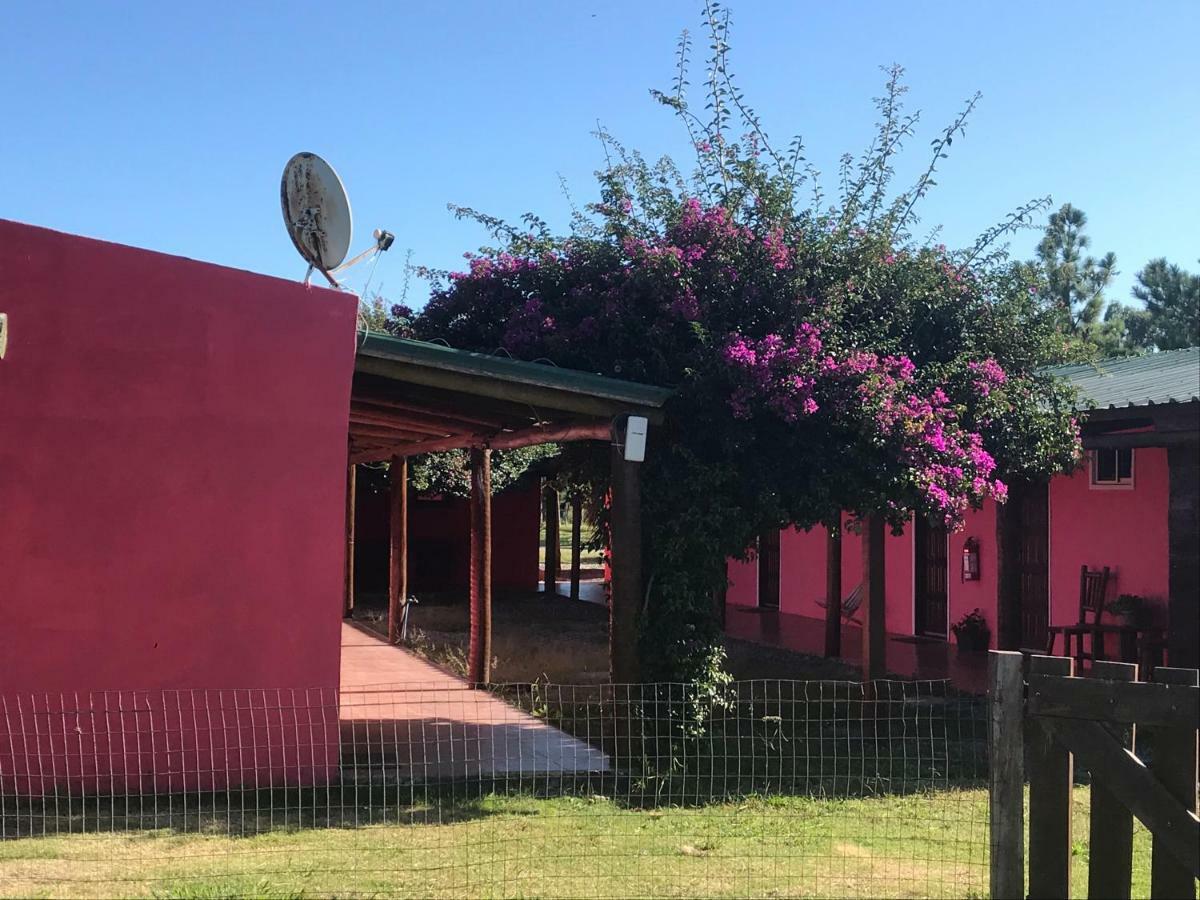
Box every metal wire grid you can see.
[0,680,988,898]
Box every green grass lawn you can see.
[0,787,1155,899]
[539,520,603,570]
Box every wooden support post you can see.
[1027,654,1074,900]
[1167,442,1200,669]
[610,437,642,684]
[1088,660,1138,900]
[988,650,1025,900]
[543,485,560,596]
[387,456,408,644]
[569,494,583,602]
[343,462,356,618]
[995,481,1024,651]
[861,514,886,680]
[468,448,493,685]
[824,519,843,658]
[1148,666,1199,899]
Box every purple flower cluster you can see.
[967,358,1007,397]
[722,324,1007,527]
[502,297,556,352]
[723,325,823,421]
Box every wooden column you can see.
[1166,442,1199,668]
[569,495,583,602]
[824,519,843,658]
[610,440,642,684]
[343,462,356,618]
[387,456,408,644]
[543,486,560,596]
[468,447,493,685]
[861,514,886,680]
[995,480,1024,651]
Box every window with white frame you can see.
[1090,447,1134,488]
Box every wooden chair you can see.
[816,582,864,624]
[1046,565,1111,662]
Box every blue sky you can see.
[3,1,1196,306]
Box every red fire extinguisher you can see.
[961,537,980,582]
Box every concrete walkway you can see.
[339,622,609,780]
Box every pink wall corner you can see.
[778,525,827,617]
[947,501,999,641]
[0,220,357,793]
[1048,449,1170,628]
[725,554,758,607]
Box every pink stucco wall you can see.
[1048,448,1170,628]
[726,556,759,607]
[0,220,358,794]
[725,456,1170,652]
[948,501,999,638]
[727,517,914,637]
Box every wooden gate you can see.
[989,651,1199,899]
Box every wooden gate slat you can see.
[1148,667,1199,899]
[1042,716,1200,879]
[1088,660,1137,900]
[1028,655,1074,900]
[1027,674,1200,729]
[989,651,1024,900]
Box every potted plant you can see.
[951,609,991,653]
[1106,594,1148,627]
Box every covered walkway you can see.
[339,622,609,780]
[725,605,988,694]
[345,332,672,685]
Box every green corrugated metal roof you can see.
[355,331,673,409]
[1048,347,1200,411]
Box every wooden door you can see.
[757,530,780,610]
[1018,482,1050,649]
[914,519,949,637]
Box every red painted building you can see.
[354,480,542,596]
[0,219,670,795]
[727,350,1200,675]
[0,220,359,793]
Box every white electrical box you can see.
[624,415,648,463]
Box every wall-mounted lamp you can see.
[961,537,981,582]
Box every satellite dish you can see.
[281,152,353,277]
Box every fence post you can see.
[1088,660,1138,900]
[1027,654,1074,900]
[989,650,1025,900]
[1148,666,1199,899]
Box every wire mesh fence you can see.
[1,679,988,898]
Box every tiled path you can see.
[339,622,609,780]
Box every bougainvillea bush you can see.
[408,8,1081,681]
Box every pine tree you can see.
[1130,258,1200,350]
[1034,203,1125,353]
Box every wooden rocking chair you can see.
[816,582,864,625]
[1046,565,1111,663]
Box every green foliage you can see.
[1129,258,1200,350]
[1032,203,1126,353]
[408,6,1080,683]
[408,446,558,497]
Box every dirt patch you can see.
[354,591,864,684]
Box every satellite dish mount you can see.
[280,152,392,288]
